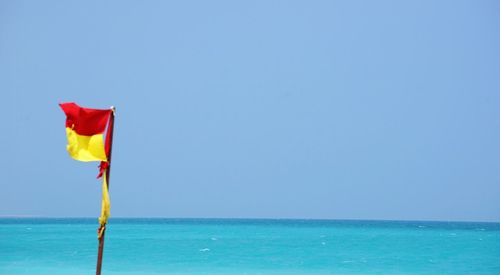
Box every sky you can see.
[1,0,499,221]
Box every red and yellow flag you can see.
[60,102,114,233]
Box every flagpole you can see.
[96,107,115,275]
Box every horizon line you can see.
[1,215,499,224]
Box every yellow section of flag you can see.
[98,172,111,226]
[65,127,107,162]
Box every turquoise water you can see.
[1,219,499,274]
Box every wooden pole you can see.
[96,107,115,275]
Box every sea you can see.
[1,218,499,274]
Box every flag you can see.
[60,102,111,161]
[60,102,114,235]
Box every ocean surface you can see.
[1,218,499,274]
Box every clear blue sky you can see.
[1,0,499,221]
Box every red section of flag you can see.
[59,102,111,136]
[97,161,109,179]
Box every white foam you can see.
[199,248,210,252]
